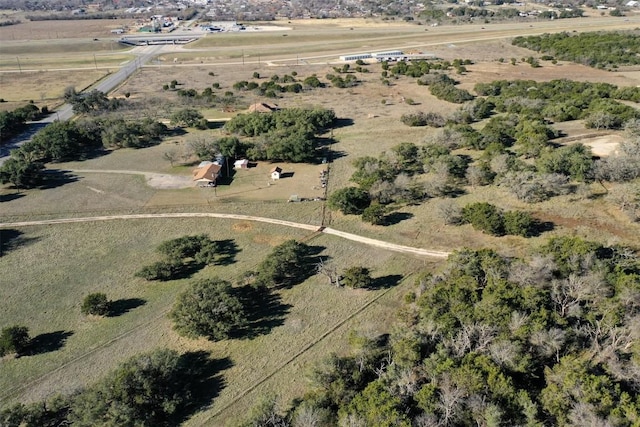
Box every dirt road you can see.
[0,213,450,258]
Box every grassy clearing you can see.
[0,18,135,41]
[0,40,129,56]
[0,219,432,418]
[0,69,109,103]
[0,53,133,71]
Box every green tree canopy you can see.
[81,293,111,316]
[170,278,247,341]
[0,325,30,357]
[328,187,371,215]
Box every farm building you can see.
[339,53,373,62]
[270,166,282,180]
[234,159,249,169]
[193,163,222,186]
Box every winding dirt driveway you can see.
[0,212,450,258]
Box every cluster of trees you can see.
[0,349,224,426]
[64,88,124,114]
[459,202,541,237]
[0,104,43,144]
[162,80,241,111]
[169,108,207,129]
[474,79,640,128]
[328,141,473,223]
[379,59,475,103]
[223,107,336,162]
[325,72,360,89]
[512,31,640,69]
[167,239,316,341]
[0,116,169,188]
[233,73,307,98]
[247,236,640,426]
[136,234,236,281]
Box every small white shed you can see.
[270,166,282,180]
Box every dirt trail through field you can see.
[0,213,450,258]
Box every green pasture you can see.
[0,218,431,424]
[0,39,130,56]
[0,53,133,71]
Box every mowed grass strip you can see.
[0,53,133,71]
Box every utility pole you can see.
[94,54,98,70]
[16,56,21,73]
[242,49,244,67]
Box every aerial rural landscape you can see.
[1,0,640,425]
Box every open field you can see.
[2,15,640,425]
[0,218,434,425]
[0,69,111,106]
[0,18,137,41]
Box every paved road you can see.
[0,44,165,166]
[0,213,451,258]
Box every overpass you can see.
[119,35,199,46]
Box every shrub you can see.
[81,293,111,316]
[0,325,30,356]
[503,211,537,237]
[362,204,387,225]
[461,202,504,236]
[342,267,373,289]
[328,187,371,215]
[135,259,183,281]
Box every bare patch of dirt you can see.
[144,173,192,189]
[252,234,289,246]
[581,135,624,157]
[534,211,630,240]
[232,221,254,232]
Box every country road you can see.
[0,213,451,258]
[0,44,165,166]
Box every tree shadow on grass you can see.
[528,220,554,237]
[174,352,233,424]
[39,169,79,189]
[331,118,354,129]
[231,286,292,340]
[0,192,24,203]
[368,274,404,290]
[1,229,40,257]
[108,298,146,317]
[384,212,414,226]
[212,239,241,266]
[28,330,74,356]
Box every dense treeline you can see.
[0,349,226,426]
[241,237,640,426]
[419,6,521,21]
[512,31,640,69]
[0,116,169,188]
[223,107,336,162]
[0,104,43,144]
[474,79,640,127]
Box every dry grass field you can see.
[2,15,640,425]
